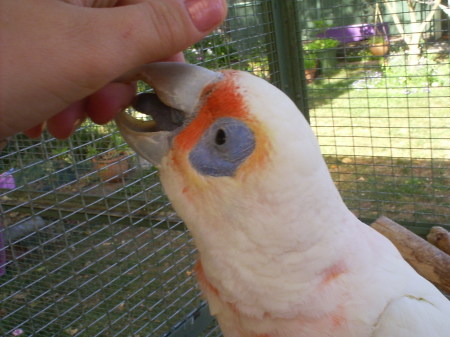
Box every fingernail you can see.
[185,0,225,32]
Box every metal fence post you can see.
[265,0,310,121]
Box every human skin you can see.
[0,0,227,139]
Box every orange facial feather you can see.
[170,71,271,177]
[174,71,250,152]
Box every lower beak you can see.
[115,62,222,166]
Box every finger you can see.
[162,52,186,63]
[87,82,136,124]
[0,0,226,139]
[62,0,121,7]
[76,0,227,79]
[23,123,46,139]
[47,100,88,139]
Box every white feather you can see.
[158,70,450,336]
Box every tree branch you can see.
[419,0,442,33]
[382,0,406,38]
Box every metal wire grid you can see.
[300,0,449,230]
[1,1,449,336]
[0,1,273,336]
[0,133,204,336]
[187,0,278,82]
[0,80,205,337]
[201,324,223,337]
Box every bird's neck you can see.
[191,171,364,319]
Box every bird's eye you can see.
[189,117,255,177]
[215,128,226,145]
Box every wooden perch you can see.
[370,216,450,294]
[427,226,450,255]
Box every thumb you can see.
[0,0,227,139]
[75,0,228,84]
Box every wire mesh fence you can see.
[1,0,449,336]
[300,0,449,231]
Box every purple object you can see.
[0,169,16,190]
[12,329,25,336]
[317,23,390,44]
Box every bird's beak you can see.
[115,62,223,166]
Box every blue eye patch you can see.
[189,117,255,177]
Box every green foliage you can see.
[137,80,151,92]
[84,122,129,160]
[303,56,317,69]
[185,32,246,69]
[381,54,449,88]
[312,19,332,31]
[303,38,340,51]
[302,38,339,69]
[369,35,388,45]
[341,44,380,63]
[356,48,380,63]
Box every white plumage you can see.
[116,63,450,336]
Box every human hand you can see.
[0,0,227,139]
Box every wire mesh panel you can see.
[0,131,202,336]
[0,1,275,336]
[299,0,449,231]
[1,1,449,336]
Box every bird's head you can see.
[116,63,343,250]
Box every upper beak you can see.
[115,62,223,166]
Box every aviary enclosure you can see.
[1,0,449,336]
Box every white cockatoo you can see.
[116,62,450,337]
